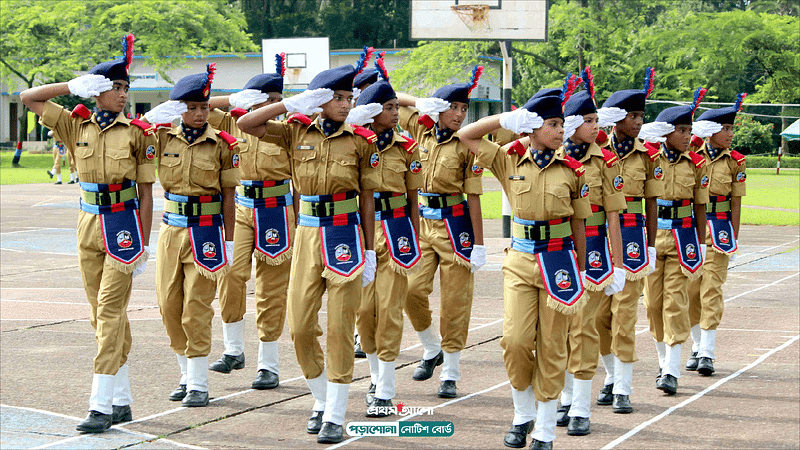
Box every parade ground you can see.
[1,180,798,449]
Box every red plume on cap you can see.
[560,73,580,106]
[355,46,375,76]
[203,63,216,96]
[690,87,707,117]
[468,65,484,95]
[375,51,389,83]
[734,92,747,112]
[275,53,286,77]
[123,34,134,72]
[642,67,656,99]
[581,66,595,102]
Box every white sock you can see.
[439,351,461,382]
[222,319,245,356]
[600,353,615,386]
[187,356,209,392]
[322,382,350,425]
[177,354,188,385]
[613,356,633,396]
[531,399,558,443]
[306,373,327,412]
[56,173,62,183]
[511,385,536,426]
[89,374,115,415]
[366,353,379,385]
[664,344,682,378]
[376,360,396,400]
[569,379,593,418]
[560,372,574,406]
[690,324,701,353]
[112,364,133,406]
[699,329,716,359]
[655,340,667,369]
[257,340,279,374]
[417,325,442,360]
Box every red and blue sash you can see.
[706,195,737,254]
[419,193,474,264]
[618,197,650,277]
[585,232,613,288]
[299,192,364,280]
[163,192,227,275]
[237,180,293,261]
[375,192,421,270]
[657,199,703,276]
[79,180,145,268]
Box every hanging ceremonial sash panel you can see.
[375,192,420,273]
[705,195,737,254]
[657,198,703,280]
[584,205,613,290]
[163,191,228,280]
[618,197,650,280]
[420,192,473,269]
[237,180,293,264]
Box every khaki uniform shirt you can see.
[491,128,520,147]
[697,143,746,198]
[369,131,423,194]
[399,107,482,195]
[259,116,378,195]
[564,142,628,212]
[208,109,292,183]
[656,150,709,204]
[41,101,156,184]
[156,125,239,195]
[476,139,593,222]
[601,135,664,199]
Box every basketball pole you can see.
[500,41,513,238]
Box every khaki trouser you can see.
[644,229,691,345]
[566,289,603,380]
[596,277,643,363]
[405,217,474,353]
[156,223,217,358]
[218,204,294,341]
[357,222,406,362]
[688,233,729,330]
[52,145,76,174]
[77,211,133,375]
[500,249,570,402]
[287,225,363,384]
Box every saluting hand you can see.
[230,89,269,110]
[283,88,334,116]
[346,103,383,126]
[68,74,113,98]
[144,100,188,124]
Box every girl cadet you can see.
[143,63,239,407]
[346,54,423,417]
[639,88,710,396]
[237,48,378,444]
[594,67,664,410]
[556,69,628,437]
[206,54,293,391]
[21,34,154,433]
[395,67,486,400]
[685,94,748,376]
[459,79,592,450]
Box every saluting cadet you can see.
[556,69,627,436]
[639,88,710,395]
[143,63,239,407]
[237,47,378,444]
[594,68,664,410]
[460,78,591,450]
[46,130,78,184]
[21,34,154,432]
[347,54,423,417]
[395,66,486,399]
[206,54,291,390]
[685,94,748,376]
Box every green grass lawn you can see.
[0,152,59,185]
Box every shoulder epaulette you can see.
[351,125,378,144]
[690,135,704,149]
[506,139,526,156]
[730,150,746,166]
[286,113,312,126]
[129,118,155,136]
[601,148,619,168]
[689,151,706,168]
[418,114,435,130]
[643,142,661,161]
[399,137,418,154]
[71,104,91,119]
[230,107,248,119]
[154,123,173,130]
[217,130,238,150]
[561,155,586,177]
[596,129,609,146]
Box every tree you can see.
[732,114,775,154]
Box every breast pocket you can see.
[711,171,731,193]
[437,156,461,183]
[544,183,572,217]
[384,158,408,188]
[330,152,358,181]
[292,149,318,181]
[259,144,290,176]
[106,146,135,178]
[190,156,218,187]
[626,167,647,196]
[674,174,695,199]
[510,180,532,211]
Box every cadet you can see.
[460,81,591,450]
[685,94,748,376]
[395,67,486,399]
[347,55,422,416]
[639,88,710,395]
[237,48,378,444]
[21,34,154,433]
[144,63,238,407]
[556,70,627,436]
[206,54,292,390]
[594,67,663,408]
[46,130,77,184]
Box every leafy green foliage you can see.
[733,115,775,154]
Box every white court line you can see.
[329,380,511,449]
[121,318,504,426]
[735,239,799,259]
[0,299,154,308]
[602,334,800,449]
[1,287,155,292]
[0,227,72,235]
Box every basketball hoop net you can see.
[451,4,491,32]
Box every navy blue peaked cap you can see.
[308,65,357,92]
[697,107,736,125]
[356,81,396,107]
[531,88,561,100]
[522,95,563,120]
[354,68,378,89]
[244,73,283,94]
[564,91,596,117]
[602,89,646,113]
[90,34,134,83]
[433,82,472,104]
[170,63,215,102]
[655,105,693,126]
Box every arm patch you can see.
[71,104,91,119]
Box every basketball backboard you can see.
[261,37,330,90]
[410,0,548,41]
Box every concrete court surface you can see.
[1,181,798,450]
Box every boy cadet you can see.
[557,69,627,436]
[639,88,710,395]
[594,67,663,409]
[21,34,154,432]
[685,94,748,376]
[459,79,591,450]
[237,48,378,444]
[395,66,486,399]
[144,63,238,407]
[46,130,78,184]
[206,54,292,390]
[347,55,423,416]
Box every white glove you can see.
[562,115,585,141]
[283,88,334,115]
[729,253,736,263]
[362,250,377,287]
[132,246,150,278]
[638,122,674,143]
[648,246,657,272]
[346,103,383,126]
[597,107,628,128]
[499,108,543,134]
[144,100,187,124]
[68,74,113,98]
[352,87,362,101]
[225,240,234,266]
[415,97,451,123]
[580,270,587,286]
[470,244,487,273]
[692,120,723,139]
[700,244,707,262]
[229,89,269,110]
[604,266,627,296]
